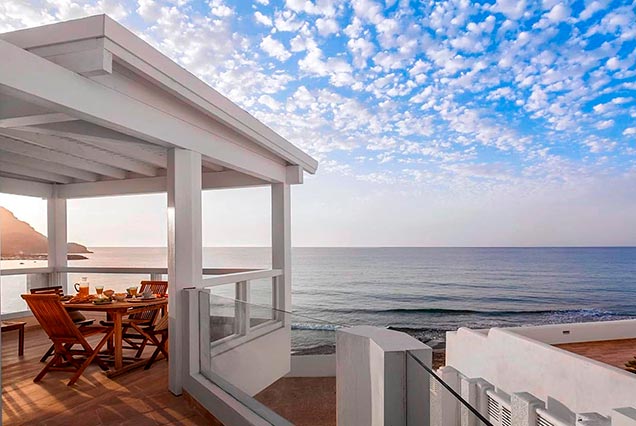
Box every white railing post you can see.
[167,148,202,395]
[474,378,494,418]
[271,183,290,312]
[511,392,544,426]
[47,187,67,290]
[196,289,210,378]
[337,326,432,426]
[460,377,479,426]
[235,280,249,335]
[431,366,460,426]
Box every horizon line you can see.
[83,245,636,249]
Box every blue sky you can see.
[1,0,636,246]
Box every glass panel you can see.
[207,292,239,342]
[198,289,342,425]
[249,277,275,328]
[1,275,28,314]
[408,351,494,426]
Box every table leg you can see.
[106,312,113,353]
[18,325,24,356]
[114,312,123,370]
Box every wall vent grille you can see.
[538,414,555,426]
[502,406,512,426]
[488,396,500,422]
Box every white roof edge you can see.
[0,14,318,174]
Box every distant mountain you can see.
[0,207,91,259]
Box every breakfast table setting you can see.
[62,280,168,377]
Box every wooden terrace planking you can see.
[1,324,216,426]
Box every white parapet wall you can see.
[446,320,636,416]
[508,319,636,345]
[336,326,432,426]
[288,354,336,377]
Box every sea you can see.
[2,247,636,350]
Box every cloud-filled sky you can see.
[1,0,636,247]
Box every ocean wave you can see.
[354,307,625,318]
[292,323,340,331]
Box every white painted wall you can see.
[506,319,636,345]
[209,327,291,396]
[446,322,636,416]
[288,354,336,377]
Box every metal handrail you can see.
[407,351,494,426]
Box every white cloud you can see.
[137,0,162,22]
[209,0,233,17]
[492,0,527,20]
[258,94,281,111]
[315,17,338,36]
[254,11,272,26]
[595,119,614,130]
[546,3,570,22]
[260,35,292,61]
[579,0,607,21]
[623,128,636,136]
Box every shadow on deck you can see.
[1,323,212,426]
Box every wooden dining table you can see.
[63,298,168,377]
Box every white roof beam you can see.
[0,128,159,177]
[0,135,127,179]
[16,122,168,168]
[0,175,53,198]
[202,159,224,172]
[0,150,99,181]
[0,112,78,128]
[0,159,73,183]
[58,170,268,199]
[0,39,286,183]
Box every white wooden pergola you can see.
[0,15,317,397]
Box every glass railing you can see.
[196,288,494,426]
[407,350,495,426]
[198,289,344,424]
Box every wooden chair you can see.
[102,280,168,356]
[21,294,114,386]
[30,286,95,362]
[135,314,169,370]
[139,280,168,296]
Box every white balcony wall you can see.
[446,321,636,416]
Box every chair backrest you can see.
[21,294,82,342]
[154,314,169,332]
[128,281,168,322]
[30,286,64,295]
[139,281,168,296]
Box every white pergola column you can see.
[271,183,291,311]
[167,148,202,395]
[47,188,68,290]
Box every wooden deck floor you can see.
[555,338,636,371]
[256,377,336,426]
[1,323,212,426]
